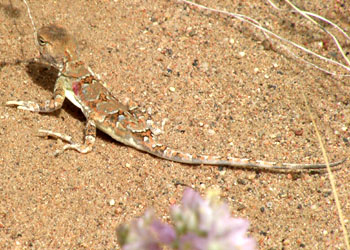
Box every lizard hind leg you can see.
[39,119,96,156]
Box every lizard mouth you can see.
[39,52,60,68]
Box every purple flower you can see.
[171,188,256,250]
[117,210,176,250]
[117,188,256,250]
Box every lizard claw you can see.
[38,129,73,143]
[6,100,22,106]
[6,100,25,109]
[6,100,39,111]
[38,129,76,156]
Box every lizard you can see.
[6,24,346,171]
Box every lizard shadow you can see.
[25,60,84,120]
[25,60,116,144]
[26,60,59,93]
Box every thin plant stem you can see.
[177,0,350,76]
[303,93,349,250]
[283,0,350,67]
[22,0,38,48]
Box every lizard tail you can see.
[138,142,346,171]
[121,129,346,171]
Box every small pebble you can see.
[238,51,245,58]
[208,129,215,135]
[169,86,176,92]
[169,197,177,205]
[201,62,209,72]
[147,107,152,115]
[237,178,246,185]
[267,84,277,89]
[237,204,246,211]
[253,67,259,74]
[115,207,123,215]
[294,129,303,136]
[229,38,235,44]
[219,170,226,176]
[260,231,267,236]
[283,238,291,246]
[279,192,287,198]
[109,199,115,206]
[247,173,256,180]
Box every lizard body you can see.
[6,25,346,171]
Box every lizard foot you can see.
[38,129,93,156]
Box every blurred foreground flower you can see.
[117,210,175,250]
[117,188,256,250]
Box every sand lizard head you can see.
[37,24,79,69]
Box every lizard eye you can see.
[38,37,46,46]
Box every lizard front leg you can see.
[39,119,96,155]
[6,76,66,112]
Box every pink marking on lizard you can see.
[72,81,81,96]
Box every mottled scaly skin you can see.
[6,24,346,171]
